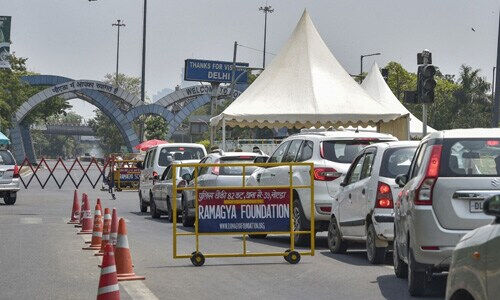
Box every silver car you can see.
[181,151,265,227]
[0,149,20,205]
[150,160,197,221]
[393,128,499,296]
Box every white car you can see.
[393,128,500,296]
[246,130,398,245]
[150,160,198,221]
[329,141,418,264]
[0,149,20,205]
[138,143,207,212]
[446,194,500,300]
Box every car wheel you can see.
[366,223,386,264]
[327,217,348,254]
[150,197,161,219]
[393,229,408,278]
[4,193,16,205]
[166,198,174,223]
[139,192,147,213]
[182,198,194,227]
[293,197,310,246]
[408,248,427,296]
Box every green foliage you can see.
[385,62,491,131]
[88,110,125,155]
[144,115,168,140]
[197,139,210,151]
[0,54,69,130]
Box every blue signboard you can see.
[184,59,249,84]
[197,188,290,233]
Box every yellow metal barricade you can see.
[114,160,141,191]
[172,162,314,266]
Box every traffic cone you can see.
[96,208,111,256]
[115,218,145,281]
[77,196,93,235]
[96,198,103,216]
[75,193,87,228]
[96,244,120,300]
[83,205,103,250]
[67,190,80,224]
[109,208,118,249]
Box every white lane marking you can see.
[20,217,42,224]
[77,236,158,300]
[120,281,159,300]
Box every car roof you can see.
[379,141,420,148]
[209,151,260,158]
[287,130,397,141]
[172,159,199,165]
[427,128,500,140]
[148,143,206,151]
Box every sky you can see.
[3,0,500,120]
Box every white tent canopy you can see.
[361,62,434,138]
[211,10,405,131]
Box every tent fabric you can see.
[361,62,435,138]
[211,10,404,129]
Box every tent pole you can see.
[222,119,226,151]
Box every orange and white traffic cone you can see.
[68,190,80,224]
[97,244,120,300]
[109,208,118,250]
[77,196,93,235]
[115,218,145,281]
[75,193,87,228]
[83,205,103,250]
[96,208,111,256]
[96,198,103,216]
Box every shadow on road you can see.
[377,274,446,300]
[147,261,305,269]
[232,234,330,250]
[129,211,149,216]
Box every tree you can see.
[0,54,69,130]
[144,115,168,140]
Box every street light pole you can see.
[112,19,125,85]
[259,5,274,69]
[360,52,381,77]
[139,0,147,142]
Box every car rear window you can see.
[158,147,205,166]
[379,147,417,178]
[219,156,257,176]
[441,138,500,177]
[0,150,15,165]
[322,140,384,164]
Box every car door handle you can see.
[362,189,365,195]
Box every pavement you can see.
[0,162,447,300]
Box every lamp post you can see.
[89,0,147,141]
[360,52,381,77]
[112,19,125,85]
[259,5,274,69]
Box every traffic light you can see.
[417,64,436,103]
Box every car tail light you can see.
[415,145,442,206]
[317,205,332,213]
[421,246,440,251]
[376,182,393,208]
[314,167,339,181]
[152,171,158,178]
[8,165,20,178]
[487,140,500,146]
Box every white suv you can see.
[138,143,207,213]
[393,128,499,296]
[328,141,418,264]
[246,130,397,245]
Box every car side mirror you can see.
[483,195,500,221]
[254,156,268,164]
[339,181,347,187]
[136,161,143,169]
[182,173,192,182]
[395,174,408,188]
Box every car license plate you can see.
[469,200,484,213]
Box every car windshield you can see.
[322,140,382,164]
[219,156,257,176]
[441,139,500,176]
[379,146,417,178]
[158,147,204,166]
[0,150,15,165]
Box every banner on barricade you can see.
[197,188,290,233]
[118,167,140,181]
